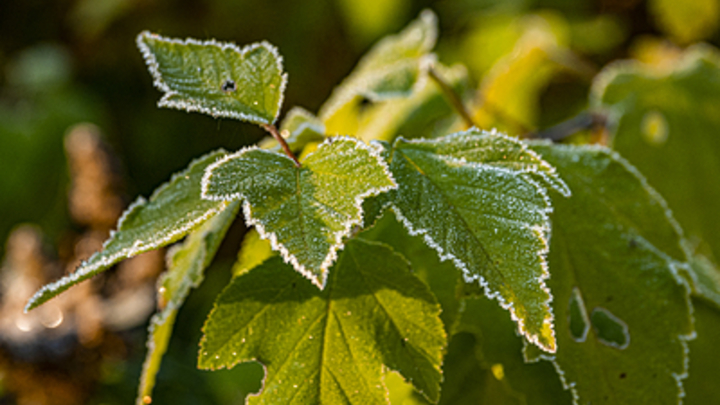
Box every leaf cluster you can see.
[25,9,720,405]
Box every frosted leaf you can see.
[26,150,231,311]
[319,9,438,122]
[525,142,693,405]
[380,129,565,353]
[593,45,720,281]
[199,239,445,404]
[137,31,287,124]
[202,137,396,287]
[136,201,239,405]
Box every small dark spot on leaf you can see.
[292,282,296,288]
[400,339,406,347]
[620,372,627,379]
[606,296,613,302]
[359,96,372,107]
[628,239,638,248]
[222,80,236,92]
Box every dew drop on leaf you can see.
[641,110,669,146]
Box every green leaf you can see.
[359,212,461,333]
[319,10,437,124]
[202,137,396,288]
[324,63,470,144]
[137,31,287,125]
[683,299,720,404]
[525,142,694,404]
[456,296,572,405]
[260,106,326,152]
[648,0,719,44]
[26,150,230,311]
[136,201,239,405]
[593,45,720,264]
[379,129,569,353]
[685,252,720,310]
[232,228,274,277]
[437,333,524,405]
[199,239,445,404]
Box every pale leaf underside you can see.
[199,239,445,404]
[319,10,438,122]
[202,137,396,288]
[26,150,230,311]
[137,31,287,124]
[136,201,239,405]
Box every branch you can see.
[262,124,301,167]
[428,67,477,129]
[529,111,608,142]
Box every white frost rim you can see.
[201,136,397,289]
[136,31,288,125]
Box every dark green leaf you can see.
[683,299,720,404]
[594,45,720,265]
[526,142,694,404]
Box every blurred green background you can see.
[1,0,718,403]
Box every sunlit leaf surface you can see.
[26,150,230,311]
[137,31,286,124]
[526,142,694,405]
[375,129,568,352]
[202,138,395,287]
[199,239,445,404]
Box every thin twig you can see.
[428,67,477,129]
[529,111,608,142]
[262,124,300,167]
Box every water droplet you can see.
[641,110,669,146]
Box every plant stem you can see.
[428,67,477,129]
[262,124,300,167]
[530,110,608,142]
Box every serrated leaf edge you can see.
[25,150,231,312]
[136,31,288,125]
[414,130,572,197]
[387,139,558,352]
[523,143,696,405]
[201,137,397,289]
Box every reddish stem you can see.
[262,124,300,167]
